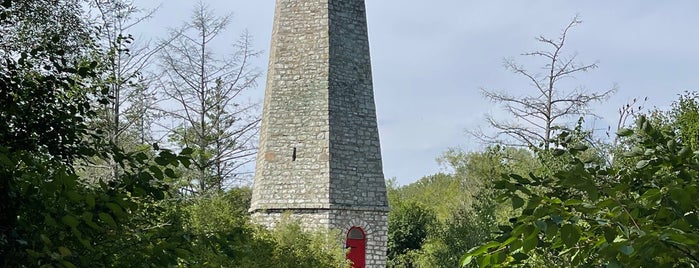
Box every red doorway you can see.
[346,226,366,268]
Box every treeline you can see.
[0,0,350,267]
[386,16,699,268]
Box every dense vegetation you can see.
[0,0,347,267]
[2,1,697,267]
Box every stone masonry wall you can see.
[327,0,388,209]
[251,0,333,210]
[250,0,389,267]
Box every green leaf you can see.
[82,212,100,230]
[617,128,634,137]
[65,191,82,202]
[512,196,525,209]
[552,149,566,156]
[106,203,124,217]
[603,226,617,243]
[639,188,661,204]
[636,160,650,169]
[620,245,634,256]
[178,156,191,168]
[512,252,529,262]
[467,241,500,257]
[98,213,117,228]
[572,144,589,151]
[164,168,177,178]
[669,188,692,211]
[181,147,194,155]
[564,199,583,206]
[58,247,71,257]
[154,156,169,166]
[545,221,559,239]
[40,234,51,245]
[560,224,580,248]
[149,166,164,180]
[61,215,79,228]
[85,195,95,208]
[534,220,547,231]
[460,255,473,266]
[523,233,538,252]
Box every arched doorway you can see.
[346,226,366,268]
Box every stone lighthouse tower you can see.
[249,0,389,267]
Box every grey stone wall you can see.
[250,0,389,267]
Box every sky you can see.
[132,1,699,185]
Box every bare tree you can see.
[88,0,170,180]
[157,1,261,195]
[474,15,616,149]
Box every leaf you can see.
[180,147,194,155]
[82,212,100,230]
[552,149,566,156]
[65,191,82,201]
[154,156,169,166]
[560,224,580,248]
[639,188,661,204]
[149,166,164,180]
[669,188,692,211]
[164,168,177,178]
[178,156,191,168]
[572,144,589,151]
[106,203,124,217]
[512,252,529,262]
[604,226,617,243]
[58,247,71,257]
[98,213,117,228]
[620,245,634,256]
[61,215,79,228]
[636,160,650,169]
[523,233,538,252]
[512,196,525,209]
[460,255,473,266]
[85,195,95,208]
[545,221,559,239]
[534,220,547,231]
[617,128,634,137]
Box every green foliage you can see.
[462,114,699,267]
[672,92,699,151]
[387,147,537,267]
[420,205,498,268]
[266,216,350,268]
[388,201,437,267]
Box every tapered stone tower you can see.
[250,0,389,267]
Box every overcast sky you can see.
[133,1,699,185]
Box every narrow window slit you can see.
[292,147,297,161]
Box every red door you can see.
[346,226,366,268]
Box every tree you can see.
[475,15,616,149]
[671,92,699,150]
[87,0,167,180]
[0,2,194,266]
[387,201,437,267]
[0,0,93,61]
[158,1,261,194]
[462,112,699,267]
